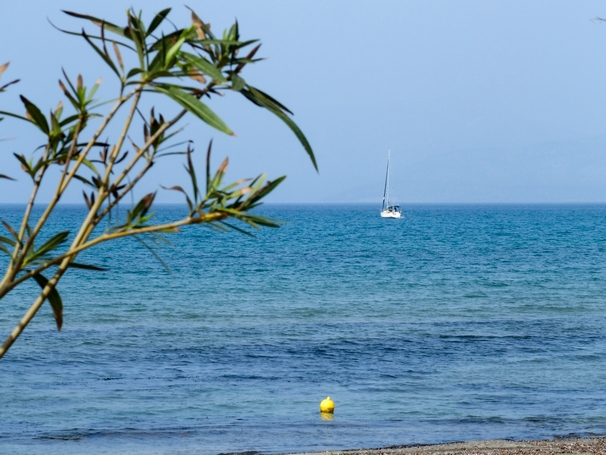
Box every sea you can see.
[1,203,606,455]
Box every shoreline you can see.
[284,437,606,455]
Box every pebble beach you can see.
[290,438,606,455]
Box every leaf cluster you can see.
[0,7,316,357]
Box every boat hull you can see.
[380,210,402,219]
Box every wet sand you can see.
[287,438,606,455]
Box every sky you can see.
[1,1,606,204]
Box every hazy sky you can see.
[1,1,606,203]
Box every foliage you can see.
[0,8,315,358]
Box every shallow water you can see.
[1,204,606,454]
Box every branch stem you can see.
[0,262,69,358]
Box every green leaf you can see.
[150,28,196,51]
[0,234,15,257]
[1,220,19,241]
[181,52,226,82]
[81,157,99,175]
[127,68,143,79]
[184,145,200,203]
[62,10,126,37]
[0,110,29,122]
[221,177,251,193]
[197,39,244,46]
[126,13,146,66]
[154,85,234,135]
[243,214,281,228]
[127,192,156,225]
[133,235,171,273]
[273,109,316,170]
[247,175,286,204]
[0,243,11,256]
[241,87,316,170]
[208,158,228,194]
[220,221,254,237]
[81,30,121,78]
[30,230,69,259]
[231,74,245,91]
[245,85,292,114]
[86,77,102,102]
[32,273,63,331]
[73,174,95,187]
[50,112,62,136]
[0,235,16,246]
[59,113,81,127]
[147,8,172,36]
[0,174,15,180]
[70,262,108,271]
[13,153,31,173]
[20,96,49,134]
[165,33,188,67]
[161,185,193,211]
[0,78,19,92]
[227,22,239,42]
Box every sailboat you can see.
[380,150,402,219]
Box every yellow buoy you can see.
[320,396,335,413]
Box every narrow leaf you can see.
[186,145,200,202]
[20,96,49,134]
[29,230,69,260]
[150,28,196,51]
[82,30,120,78]
[147,8,172,36]
[235,43,261,73]
[0,235,16,246]
[248,175,286,204]
[154,85,234,135]
[181,53,226,82]
[32,273,63,331]
[220,221,254,237]
[231,74,245,91]
[206,140,212,193]
[70,262,108,271]
[191,11,207,40]
[113,42,124,71]
[161,185,193,211]
[2,220,19,241]
[241,87,316,170]
[134,235,171,273]
[165,34,187,66]
[246,85,292,114]
[0,110,28,122]
[62,11,125,37]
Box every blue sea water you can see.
[1,203,606,455]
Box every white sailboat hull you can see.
[380,210,402,219]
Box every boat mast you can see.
[386,150,391,209]
[382,150,390,211]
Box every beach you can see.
[290,438,606,455]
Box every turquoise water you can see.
[1,204,606,454]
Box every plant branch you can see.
[0,210,229,300]
[0,144,52,287]
[101,88,142,186]
[0,260,71,358]
[16,88,138,268]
